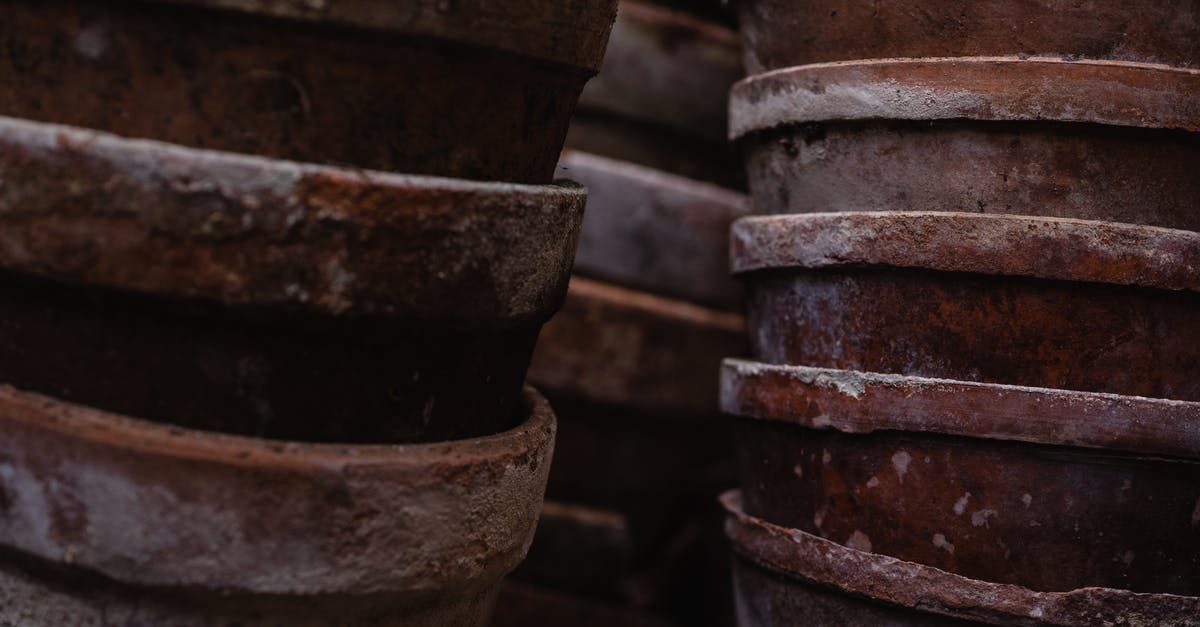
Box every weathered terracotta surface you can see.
[0,385,556,624]
[734,0,1200,73]
[732,59,1200,229]
[0,116,585,442]
[734,212,1200,400]
[557,151,749,310]
[724,492,1200,626]
[0,0,617,182]
[567,1,743,187]
[529,277,746,419]
[724,363,1200,594]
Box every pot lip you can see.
[0,383,555,470]
[722,359,1200,459]
[721,490,1200,624]
[0,115,585,321]
[729,56,1200,139]
[559,150,747,207]
[141,0,618,73]
[730,211,1200,293]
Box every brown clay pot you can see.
[0,385,556,625]
[723,492,1200,626]
[733,0,1200,73]
[0,0,618,182]
[556,151,749,310]
[731,58,1200,230]
[723,360,1200,595]
[0,115,585,443]
[733,211,1200,400]
[566,1,743,187]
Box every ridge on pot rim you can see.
[734,0,1200,73]
[722,491,1200,626]
[0,385,555,597]
[558,150,749,310]
[730,211,1200,293]
[729,57,1200,140]
[148,0,618,72]
[721,360,1200,460]
[0,115,585,326]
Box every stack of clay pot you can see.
[0,1,616,624]
[490,2,749,626]
[722,2,1200,625]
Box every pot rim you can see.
[731,211,1200,294]
[730,56,1200,140]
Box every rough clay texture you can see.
[732,405,1200,594]
[559,151,749,310]
[746,266,1200,402]
[721,360,1200,459]
[0,115,585,321]
[0,0,613,182]
[736,0,1200,73]
[730,58,1200,138]
[0,386,555,615]
[724,492,1200,626]
[731,212,1200,293]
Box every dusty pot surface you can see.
[0,0,618,182]
[724,361,1200,594]
[733,211,1200,400]
[0,115,585,443]
[724,492,1200,626]
[732,58,1200,229]
[734,0,1200,73]
[557,151,749,310]
[528,277,746,419]
[0,385,556,625]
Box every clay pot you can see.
[0,0,618,182]
[723,491,1200,625]
[731,58,1200,230]
[733,0,1200,73]
[566,1,743,186]
[733,211,1200,400]
[724,359,1200,594]
[0,385,556,625]
[557,151,749,310]
[0,115,585,443]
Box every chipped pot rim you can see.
[142,0,618,73]
[729,56,1200,140]
[721,490,1200,625]
[0,384,555,595]
[0,115,586,320]
[721,359,1200,459]
[730,211,1200,293]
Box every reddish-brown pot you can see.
[0,115,584,443]
[556,151,749,310]
[0,0,617,183]
[733,211,1200,400]
[723,361,1200,594]
[566,1,743,187]
[733,0,1200,73]
[723,492,1200,626]
[0,385,556,625]
[731,58,1200,230]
